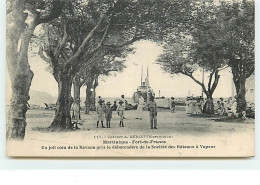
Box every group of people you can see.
[185,95,246,118]
[185,96,204,115]
[95,95,126,128]
[71,93,252,130]
[216,97,238,117]
[96,94,158,129]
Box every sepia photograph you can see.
[6,0,255,157]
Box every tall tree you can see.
[36,0,194,130]
[221,0,254,116]
[157,1,228,113]
[37,0,148,130]
[6,0,64,139]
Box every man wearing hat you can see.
[105,102,113,128]
[96,99,105,128]
[116,100,125,127]
[148,96,158,129]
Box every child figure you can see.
[96,99,105,128]
[116,100,125,127]
[148,96,158,129]
[105,102,113,128]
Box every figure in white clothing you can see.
[120,95,126,119]
[185,97,192,114]
[136,96,145,120]
[72,99,82,129]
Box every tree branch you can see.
[208,71,213,92]
[209,70,220,95]
[103,35,146,49]
[70,25,110,70]
[219,65,229,71]
[38,0,65,25]
[70,15,106,61]
[180,71,208,96]
[54,20,68,59]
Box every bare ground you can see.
[6,108,255,157]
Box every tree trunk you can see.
[7,70,34,139]
[50,73,73,131]
[6,2,36,139]
[91,75,99,109]
[84,84,93,114]
[203,94,214,114]
[236,77,247,116]
[90,88,97,110]
[183,68,220,115]
[73,75,81,119]
[231,63,247,117]
[202,70,220,114]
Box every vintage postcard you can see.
[6,0,254,157]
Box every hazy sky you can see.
[6,40,234,100]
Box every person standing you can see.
[117,100,125,127]
[96,99,105,128]
[195,98,202,114]
[185,97,191,114]
[121,95,126,119]
[105,102,113,128]
[113,100,117,111]
[148,96,158,129]
[230,96,238,117]
[72,99,81,129]
[96,96,101,107]
[219,98,225,115]
[216,101,221,115]
[170,97,176,113]
[136,95,145,120]
[73,99,80,121]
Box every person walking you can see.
[105,102,113,128]
[96,99,105,128]
[148,96,158,129]
[117,100,125,127]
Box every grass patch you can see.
[31,126,78,132]
[188,114,224,118]
[214,117,249,123]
